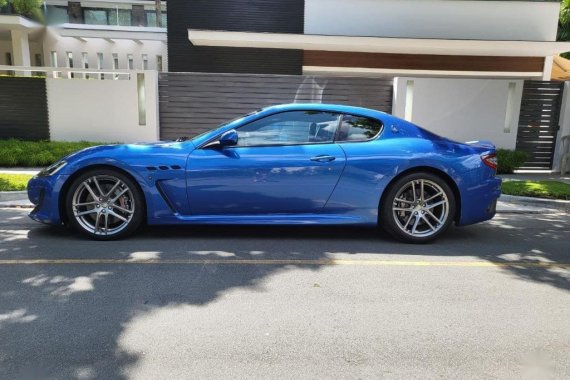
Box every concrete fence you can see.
[47,71,159,143]
[1,65,569,172]
[0,65,159,143]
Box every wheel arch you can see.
[59,164,147,225]
[379,166,462,224]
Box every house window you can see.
[97,52,104,79]
[109,9,132,26]
[66,51,74,78]
[146,11,166,27]
[112,53,119,69]
[66,51,73,68]
[142,54,148,70]
[50,51,58,67]
[83,8,109,25]
[127,54,134,70]
[82,52,89,78]
[5,52,12,65]
[97,53,103,69]
[112,53,119,79]
[34,53,42,66]
[45,5,69,25]
[156,55,163,72]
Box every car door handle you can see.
[310,155,336,162]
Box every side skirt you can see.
[148,213,372,226]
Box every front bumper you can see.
[27,174,69,225]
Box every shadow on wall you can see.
[0,210,568,378]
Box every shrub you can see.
[0,140,105,167]
[496,149,528,174]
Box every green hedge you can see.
[0,140,104,167]
[0,174,33,191]
[496,149,528,174]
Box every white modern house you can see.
[1,0,570,172]
[0,0,167,74]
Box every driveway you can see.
[0,208,569,379]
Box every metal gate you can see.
[0,77,49,140]
[158,72,393,140]
[515,80,564,170]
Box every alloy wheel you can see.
[391,179,450,238]
[71,175,135,236]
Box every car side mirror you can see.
[218,129,238,147]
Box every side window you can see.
[337,114,382,142]
[236,111,340,147]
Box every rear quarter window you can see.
[337,115,382,142]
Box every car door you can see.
[186,110,346,215]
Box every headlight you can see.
[37,160,67,177]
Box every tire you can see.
[65,168,145,240]
[380,172,456,243]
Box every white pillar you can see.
[10,29,31,76]
[542,56,554,81]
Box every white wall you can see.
[42,34,167,72]
[47,70,159,143]
[306,0,560,42]
[393,77,524,149]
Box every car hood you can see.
[58,141,195,176]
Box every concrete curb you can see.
[499,194,570,213]
[0,191,28,202]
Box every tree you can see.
[559,0,570,41]
[1,0,43,20]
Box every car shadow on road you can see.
[0,209,568,378]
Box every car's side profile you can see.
[27,103,501,243]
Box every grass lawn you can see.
[0,174,34,191]
[0,140,104,167]
[502,180,570,200]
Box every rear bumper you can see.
[27,175,68,225]
[457,176,502,226]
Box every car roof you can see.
[261,103,390,119]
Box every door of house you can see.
[515,81,564,170]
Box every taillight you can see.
[481,153,497,170]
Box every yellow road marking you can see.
[0,258,568,268]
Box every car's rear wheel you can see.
[380,172,456,243]
[65,168,144,240]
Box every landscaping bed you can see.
[501,180,570,200]
[0,174,34,192]
[0,140,103,167]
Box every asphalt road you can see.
[0,208,569,379]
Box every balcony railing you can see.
[45,4,166,28]
[0,65,134,80]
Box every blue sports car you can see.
[27,103,501,243]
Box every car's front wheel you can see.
[65,168,144,240]
[380,172,456,243]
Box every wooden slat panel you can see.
[0,77,49,140]
[515,80,563,170]
[304,51,545,72]
[158,72,393,140]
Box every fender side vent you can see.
[171,165,182,170]
[158,165,169,171]
[146,166,157,171]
